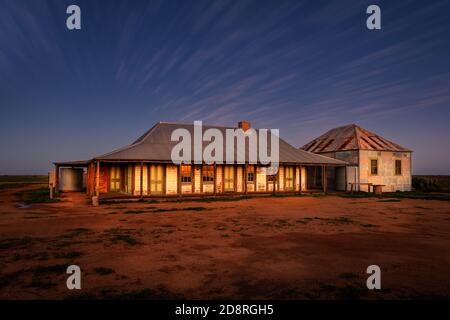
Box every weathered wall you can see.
[334,166,346,191]
[203,183,214,193]
[256,167,267,191]
[99,166,108,193]
[87,163,95,195]
[359,150,412,192]
[216,165,223,193]
[335,150,359,165]
[345,166,358,190]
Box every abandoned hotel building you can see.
[52,121,412,201]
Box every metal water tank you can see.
[59,168,85,192]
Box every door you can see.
[307,166,322,189]
[224,166,235,192]
[124,164,132,194]
[110,166,121,192]
[285,166,294,190]
[150,165,164,194]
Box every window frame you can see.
[395,159,402,176]
[246,165,255,183]
[202,165,214,184]
[370,159,378,176]
[180,165,192,184]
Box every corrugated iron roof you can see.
[301,124,411,153]
[94,122,347,165]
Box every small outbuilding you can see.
[301,124,412,192]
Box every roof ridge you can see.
[155,121,240,129]
[353,124,362,149]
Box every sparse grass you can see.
[124,210,146,214]
[102,288,163,300]
[27,279,54,289]
[54,251,83,259]
[360,223,378,228]
[320,284,337,292]
[338,191,450,201]
[311,193,327,198]
[183,206,209,211]
[15,187,61,204]
[273,219,291,228]
[308,216,354,225]
[332,217,354,224]
[0,270,24,288]
[0,183,36,190]
[94,267,114,275]
[13,252,49,261]
[0,175,47,183]
[152,206,209,212]
[113,234,139,245]
[1,264,72,290]
[339,272,359,279]
[167,194,305,204]
[32,264,68,274]
[103,229,141,245]
[295,219,311,224]
[0,237,39,249]
[65,293,97,300]
[65,228,91,237]
[335,285,367,300]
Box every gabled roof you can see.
[301,124,411,153]
[94,122,347,165]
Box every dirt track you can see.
[0,184,449,299]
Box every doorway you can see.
[110,166,121,192]
[224,166,235,192]
[149,165,164,194]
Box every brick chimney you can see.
[238,120,251,132]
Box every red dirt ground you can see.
[0,184,449,299]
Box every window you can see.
[370,159,378,175]
[268,175,276,182]
[246,166,254,183]
[285,166,294,190]
[181,165,192,183]
[395,160,402,175]
[202,166,214,183]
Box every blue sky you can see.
[0,0,449,174]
